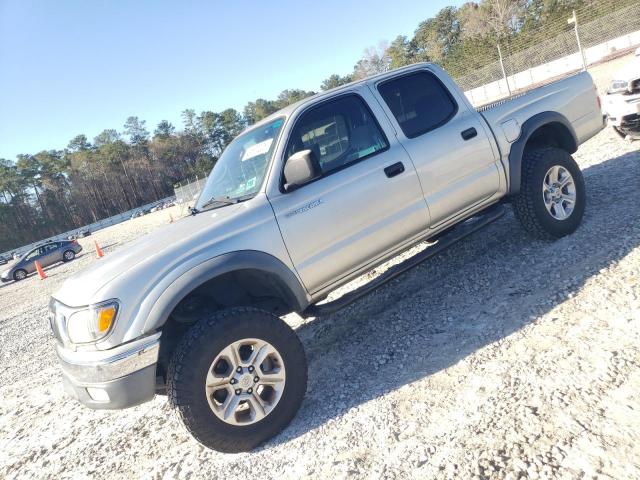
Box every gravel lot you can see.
[1,56,639,479]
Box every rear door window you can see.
[43,243,59,253]
[377,71,457,139]
[286,95,389,177]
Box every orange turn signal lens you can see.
[97,306,116,332]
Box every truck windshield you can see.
[195,117,284,210]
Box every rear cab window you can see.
[377,71,457,139]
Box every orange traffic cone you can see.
[35,260,47,280]
[168,213,174,224]
[94,241,104,258]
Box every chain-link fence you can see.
[1,179,204,260]
[452,1,640,106]
[0,196,174,260]
[174,177,207,214]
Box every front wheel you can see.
[13,269,27,281]
[167,307,307,452]
[513,147,586,240]
[62,250,75,262]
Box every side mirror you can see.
[283,149,321,191]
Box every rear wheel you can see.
[62,250,75,262]
[513,147,585,240]
[167,307,307,452]
[13,269,27,281]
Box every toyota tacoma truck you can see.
[49,63,604,452]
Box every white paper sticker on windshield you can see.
[242,139,273,161]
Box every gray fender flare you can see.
[143,250,310,331]
[507,111,578,195]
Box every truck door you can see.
[268,90,429,294]
[374,69,502,227]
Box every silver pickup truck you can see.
[49,63,604,452]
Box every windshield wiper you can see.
[200,195,239,209]
[190,195,241,215]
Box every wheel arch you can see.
[13,267,28,280]
[146,250,309,333]
[147,251,309,386]
[508,111,578,195]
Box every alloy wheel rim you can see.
[205,338,286,426]
[542,165,576,220]
[16,270,26,280]
[64,251,74,260]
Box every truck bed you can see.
[478,71,604,162]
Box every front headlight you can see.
[609,80,629,94]
[66,300,119,344]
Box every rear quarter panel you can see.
[480,71,604,182]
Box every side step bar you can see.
[303,204,506,317]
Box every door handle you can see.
[384,162,405,178]
[461,127,477,140]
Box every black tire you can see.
[513,147,585,240]
[167,307,307,453]
[13,269,27,281]
[62,250,75,262]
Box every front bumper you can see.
[605,94,640,127]
[57,332,161,410]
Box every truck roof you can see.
[250,62,436,129]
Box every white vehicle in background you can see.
[603,48,640,141]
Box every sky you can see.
[0,0,461,160]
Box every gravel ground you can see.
[1,57,639,479]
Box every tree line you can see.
[0,0,633,252]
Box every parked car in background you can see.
[79,230,91,238]
[0,255,7,265]
[603,47,640,140]
[1,240,82,282]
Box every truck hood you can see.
[54,202,247,307]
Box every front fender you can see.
[141,250,310,332]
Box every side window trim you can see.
[279,92,390,193]
[376,69,459,140]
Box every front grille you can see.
[621,114,640,128]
